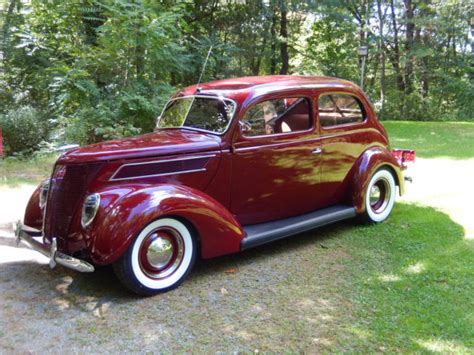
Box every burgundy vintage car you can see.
[16,75,414,295]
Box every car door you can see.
[231,95,325,226]
[317,91,371,205]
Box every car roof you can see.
[178,75,360,104]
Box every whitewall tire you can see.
[361,168,396,223]
[114,218,197,296]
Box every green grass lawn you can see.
[333,204,473,352]
[0,154,58,186]
[383,120,474,159]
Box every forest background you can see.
[0,0,472,155]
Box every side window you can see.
[318,94,366,128]
[241,98,311,137]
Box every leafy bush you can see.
[59,81,175,146]
[0,106,51,155]
[63,104,141,145]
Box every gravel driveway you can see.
[0,157,472,352]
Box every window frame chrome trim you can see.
[316,92,369,130]
[238,96,314,139]
[156,95,238,136]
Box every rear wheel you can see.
[360,168,396,223]
[113,217,197,296]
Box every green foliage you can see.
[0,0,472,154]
[1,0,189,152]
[299,15,359,81]
[63,104,140,145]
[0,106,50,155]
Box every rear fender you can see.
[351,147,404,214]
[89,184,244,265]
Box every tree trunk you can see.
[376,0,386,113]
[420,27,431,98]
[252,33,267,75]
[279,1,289,75]
[1,0,18,70]
[270,6,277,75]
[389,0,405,92]
[404,0,415,94]
[359,0,368,89]
[359,0,367,45]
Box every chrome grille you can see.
[43,163,102,251]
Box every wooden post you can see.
[358,46,368,90]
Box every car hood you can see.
[57,129,222,164]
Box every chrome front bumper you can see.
[15,221,95,273]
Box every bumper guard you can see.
[15,221,94,273]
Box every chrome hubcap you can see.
[147,236,174,269]
[369,178,390,214]
[139,228,185,279]
[370,185,381,205]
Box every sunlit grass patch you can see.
[337,203,474,352]
[0,154,58,187]
[383,120,474,159]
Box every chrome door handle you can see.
[311,148,322,154]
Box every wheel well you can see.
[378,164,400,188]
[376,164,400,195]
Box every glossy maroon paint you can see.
[58,129,222,164]
[24,183,43,230]
[88,184,244,264]
[23,75,404,265]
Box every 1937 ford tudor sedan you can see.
[16,75,414,295]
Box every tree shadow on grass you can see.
[342,203,473,352]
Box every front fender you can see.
[23,181,46,229]
[89,184,244,265]
[351,147,404,214]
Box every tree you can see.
[0,0,472,155]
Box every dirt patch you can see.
[0,224,354,352]
[401,158,474,239]
[0,184,36,226]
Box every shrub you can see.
[63,104,141,146]
[0,106,51,155]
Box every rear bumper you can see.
[15,221,94,273]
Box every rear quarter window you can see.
[318,93,366,128]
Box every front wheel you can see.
[360,168,396,223]
[113,217,197,296]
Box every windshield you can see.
[158,96,236,134]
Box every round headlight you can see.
[81,193,101,228]
[39,180,50,209]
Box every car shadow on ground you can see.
[0,218,351,301]
[192,220,352,278]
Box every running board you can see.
[241,205,357,250]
